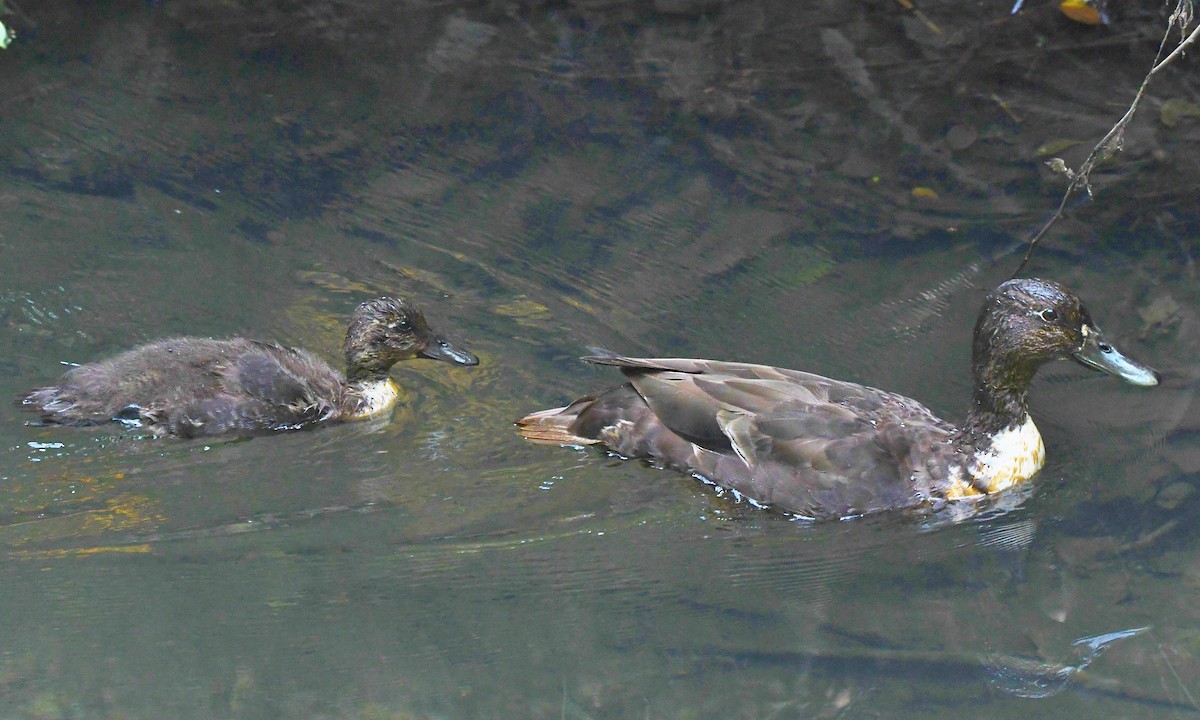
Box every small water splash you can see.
[25,440,67,463]
[0,287,84,327]
[984,626,1150,699]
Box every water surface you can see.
[1,2,1197,718]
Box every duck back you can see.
[517,356,959,518]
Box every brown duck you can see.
[20,297,478,438]
[517,279,1159,519]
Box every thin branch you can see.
[1012,2,1200,278]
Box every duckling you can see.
[20,297,478,438]
[517,279,1159,519]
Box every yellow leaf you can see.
[1059,0,1104,25]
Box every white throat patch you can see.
[350,378,400,419]
[967,414,1045,493]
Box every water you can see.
[1,2,1197,718]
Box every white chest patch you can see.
[349,378,400,419]
[966,414,1045,494]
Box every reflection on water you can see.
[0,1,1198,718]
[985,626,1150,699]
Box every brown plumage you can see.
[517,279,1159,519]
[20,297,478,438]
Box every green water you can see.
[0,3,1196,718]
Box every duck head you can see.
[970,279,1159,416]
[343,297,479,380]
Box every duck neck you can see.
[342,353,401,418]
[342,367,400,419]
[943,358,1047,497]
[956,359,1036,446]
[344,337,388,381]
[347,364,390,384]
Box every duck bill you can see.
[1072,327,1159,386]
[420,337,479,366]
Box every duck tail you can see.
[16,386,101,427]
[515,398,601,446]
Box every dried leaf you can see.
[1044,158,1075,178]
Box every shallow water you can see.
[1,2,1198,718]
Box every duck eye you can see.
[389,320,412,332]
[1038,308,1058,322]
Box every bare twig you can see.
[1012,1,1200,278]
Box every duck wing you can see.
[582,356,838,446]
[584,355,951,516]
[160,342,342,436]
[223,343,338,408]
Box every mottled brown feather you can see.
[516,279,1160,519]
[20,297,478,438]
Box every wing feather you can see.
[578,356,954,516]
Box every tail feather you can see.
[17,386,83,425]
[19,386,125,427]
[515,404,599,446]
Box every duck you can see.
[516,279,1159,519]
[20,296,479,438]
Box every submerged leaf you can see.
[1137,294,1180,337]
[295,270,376,295]
[1160,98,1200,127]
[1034,138,1084,157]
[493,297,552,321]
